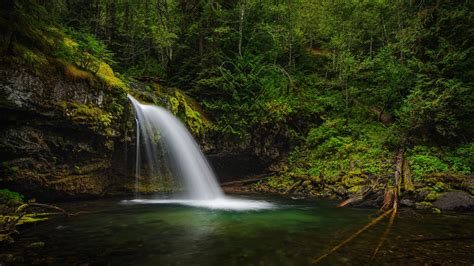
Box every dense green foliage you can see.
[1,0,473,199]
[46,0,472,141]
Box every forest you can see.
[0,0,473,264]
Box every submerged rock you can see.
[432,191,474,211]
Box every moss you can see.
[348,185,364,194]
[57,35,128,92]
[341,170,367,188]
[96,61,128,91]
[58,102,116,137]
[16,214,49,225]
[129,85,212,138]
[425,191,441,201]
[63,61,96,82]
[169,96,180,115]
[254,175,294,192]
[283,120,393,192]
[175,91,208,136]
[63,36,78,50]
[0,214,48,228]
[11,43,49,73]
[301,180,312,188]
[415,201,433,210]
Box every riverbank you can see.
[221,173,474,213]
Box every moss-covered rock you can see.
[58,102,116,137]
[425,191,441,201]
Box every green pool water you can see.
[12,195,474,265]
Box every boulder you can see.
[400,198,415,207]
[432,191,474,211]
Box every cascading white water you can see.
[126,94,273,210]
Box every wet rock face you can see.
[432,191,474,211]
[0,66,133,200]
[0,67,104,112]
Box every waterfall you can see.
[128,94,223,200]
[126,94,273,210]
[134,117,140,199]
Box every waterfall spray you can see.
[126,94,273,210]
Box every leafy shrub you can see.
[306,119,344,147]
[408,146,449,181]
[452,142,474,170]
[315,136,352,156]
[56,28,115,74]
[0,189,24,203]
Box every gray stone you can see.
[432,191,474,211]
[400,198,415,207]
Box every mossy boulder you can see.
[425,191,441,201]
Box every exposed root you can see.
[381,188,395,210]
[318,148,405,264]
[312,208,394,264]
[27,203,90,217]
[337,186,372,208]
[372,202,397,258]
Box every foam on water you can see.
[121,198,275,211]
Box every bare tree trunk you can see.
[403,159,414,191]
[394,148,404,206]
[238,0,246,57]
[287,0,294,70]
[94,0,100,36]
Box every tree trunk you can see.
[238,0,246,57]
[403,159,415,192]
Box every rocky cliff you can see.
[0,59,133,200]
